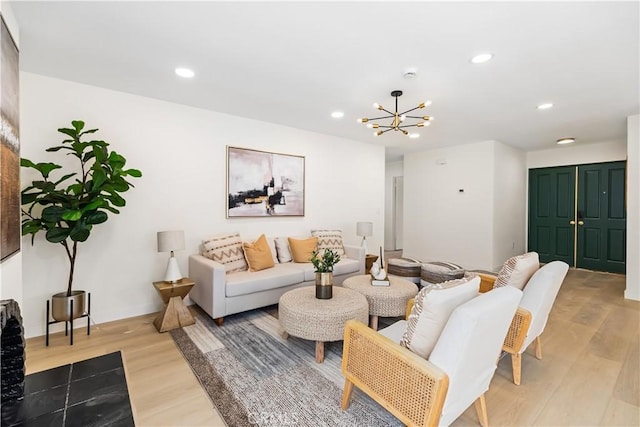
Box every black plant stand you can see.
[45,293,90,346]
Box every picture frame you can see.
[226,146,305,218]
[1,15,20,262]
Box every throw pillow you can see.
[201,232,248,273]
[288,237,318,263]
[242,234,275,272]
[494,252,539,290]
[275,237,292,263]
[400,275,480,359]
[311,229,345,257]
[266,237,279,264]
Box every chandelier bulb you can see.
[423,115,432,121]
[374,103,384,110]
[425,121,431,127]
[400,115,406,122]
[425,100,432,107]
[417,122,425,127]
[358,117,369,123]
[418,102,425,109]
[401,129,408,135]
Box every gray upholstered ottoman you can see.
[420,261,465,287]
[387,257,422,284]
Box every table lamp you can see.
[157,230,185,283]
[356,222,373,255]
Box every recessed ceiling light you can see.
[557,137,575,145]
[537,103,554,110]
[331,111,344,119]
[175,67,195,78]
[409,133,420,139]
[470,53,493,64]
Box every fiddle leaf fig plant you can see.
[21,120,142,296]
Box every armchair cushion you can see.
[201,232,248,273]
[400,275,480,359]
[311,229,345,256]
[494,252,539,290]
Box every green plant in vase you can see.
[310,248,341,299]
[21,120,142,321]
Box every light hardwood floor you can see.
[26,268,639,426]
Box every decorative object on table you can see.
[365,254,379,274]
[0,17,20,262]
[310,248,341,299]
[356,221,372,255]
[358,90,433,138]
[157,230,185,283]
[20,120,142,323]
[226,146,305,217]
[153,278,196,332]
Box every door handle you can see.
[578,221,584,225]
[570,220,576,225]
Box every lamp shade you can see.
[157,230,185,253]
[356,222,373,238]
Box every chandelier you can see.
[358,90,433,137]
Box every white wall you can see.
[493,142,527,270]
[626,115,639,300]
[0,1,22,305]
[384,160,403,250]
[527,140,627,169]
[20,72,385,337]
[403,141,495,269]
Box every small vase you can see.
[315,272,333,299]
[51,290,86,321]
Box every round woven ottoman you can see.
[421,261,465,287]
[343,275,419,331]
[387,257,422,284]
[278,286,368,363]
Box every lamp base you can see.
[164,256,182,283]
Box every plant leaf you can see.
[46,227,70,243]
[42,206,65,223]
[124,168,142,178]
[20,158,36,168]
[61,210,82,221]
[92,167,107,190]
[71,120,85,133]
[69,222,90,242]
[84,210,108,225]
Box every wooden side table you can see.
[153,278,196,333]
[365,254,379,274]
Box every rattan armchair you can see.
[478,261,569,385]
[341,287,522,427]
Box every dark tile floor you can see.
[1,351,134,427]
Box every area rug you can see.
[171,306,403,427]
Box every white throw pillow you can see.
[275,237,292,263]
[494,252,539,290]
[311,229,345,257]
[400,275,480,359]
[266,237,279,264]
[201,232,248,273]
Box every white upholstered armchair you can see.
[341,286,522,427]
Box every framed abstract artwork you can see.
[1,15,20,262]
[226,146,305,217]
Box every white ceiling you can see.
[9,1,640,161]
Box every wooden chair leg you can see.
[474,393,489,427]
[213,317,224,327]
[534,336,543,360]
[511,353,522,385]
[341,379,354,410]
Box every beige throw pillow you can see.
[243,234,275,272]
[275,237,292,263]
[288,237,318,263]
[400,275,480,359]
[494,252,539,290]
[311,229,345,257]
[201,232,248,273]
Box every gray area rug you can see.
[171,306,403,427]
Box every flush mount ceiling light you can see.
[331,111,344,118]
[358,90,433,137]
[537,103,554,110]
[470,53,493,64]
[557,137,575,145]
[175,67,195,78]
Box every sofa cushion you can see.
[311,229,345,257]
[225,263,305,297]
[275,237,292,263]
[494,252,539,290]
[289,237,318,263]
[300,257,361,281]
[420,261,465,286]
[400,275,480,359]
[201,232,248,273]
[243,234,275,272]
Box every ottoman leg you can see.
[315,341,325,363]
[370,315,379,331]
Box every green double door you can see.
[528,161,626,274]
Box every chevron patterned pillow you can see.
[311,229,345,257]
[201,232,248,273]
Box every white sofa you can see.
[189,244,365,325]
